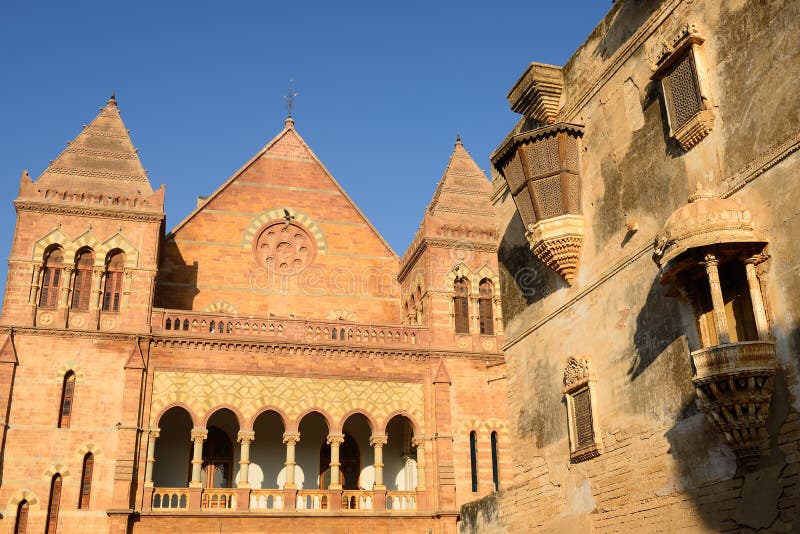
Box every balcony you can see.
[690,341,777,467]
[151,308,429,348]
[146,487,419,513]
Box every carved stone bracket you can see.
[691,341,777,468]
[527,215,584,286]
[506,62,564,124]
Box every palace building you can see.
[461,0,800,532]
[0,94,510,533]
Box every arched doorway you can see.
[153,406,193,488]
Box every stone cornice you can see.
[14,200,164,222]
[398,237,497,281]
[3,326,139,342]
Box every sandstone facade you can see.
[461,0,800,532]
[0,99,509,533]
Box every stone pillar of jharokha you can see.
[703,254,730,344]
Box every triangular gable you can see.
[168,118,396,257]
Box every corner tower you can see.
[399,137,503,349]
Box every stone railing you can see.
[296,490,328,510]
[201,489,237,510]
[151,488,189,510]
[341,490,374,510]
[249,489,284,510]
[386,490,417,510]
[690,340,777,467]
[152,309,428,347]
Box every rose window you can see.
[255,222,315,275]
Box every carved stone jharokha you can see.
[654,187,777,468]
[651,23,715,151]
[492,122,585,285]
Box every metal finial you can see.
[284,79,298,118]
[456,134,461,144]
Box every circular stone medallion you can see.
[255,222,316,275]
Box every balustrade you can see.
[151,489,189,510]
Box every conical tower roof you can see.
[33,94,154,196]
[427,136,493,216]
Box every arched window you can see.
[59,372,76,428]
[454,278,470,334]
[39,246,64,309]
[102,251,125,312]
[79,452,94,508]
[71,248,95,311]
[469,431,478,492]
[46,474,62,534]
[491,431,499,492]
[479,279,494,335]
[14,499,28,534]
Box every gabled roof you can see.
[427,137,492,215]
[34,95,154,196]
[168,117,397,257]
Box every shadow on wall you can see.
[664,353,797,532]
[630,275,694,380]
[498,211,565,326]
[153,238,199,310]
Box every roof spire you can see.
[107,92,117,106]
[456,133,462,146]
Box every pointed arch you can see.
[39,245,64,309]
[31,228,70,261]
[100,233,139,267]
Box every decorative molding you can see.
[507,62,564,123]
[563,356,591,391]
[14,200,164,221]
[527,215,584,286]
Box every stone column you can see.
[29,264,42,305]
[371,434,388,510]
[745,256,770,340]
[144,428,160,487]
[327,434,345,490]
[237,430,255,488]
[59,266,75,308]
[188,428,207,510]
[143,428,160,511]
[90,267,104,327]
[282,431,300,511]
[189,428,207,487]
[703,254,730,344]
[412,437,426,491]
[236,430,255,511]
[371,434,388,489]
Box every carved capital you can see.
[702,253,718,267]
[237,430,255,444]
[190,428,208,441]
[411,437,425,450]
[326,433,345,446]
[282,431,300,445]
[370,434,388,447]
[148,427,161,440]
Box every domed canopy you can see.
[653,188,765,279]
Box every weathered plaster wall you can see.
[465,0,800,532]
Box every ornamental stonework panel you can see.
[150,370,424,432]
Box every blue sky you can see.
[0,1,610,304]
